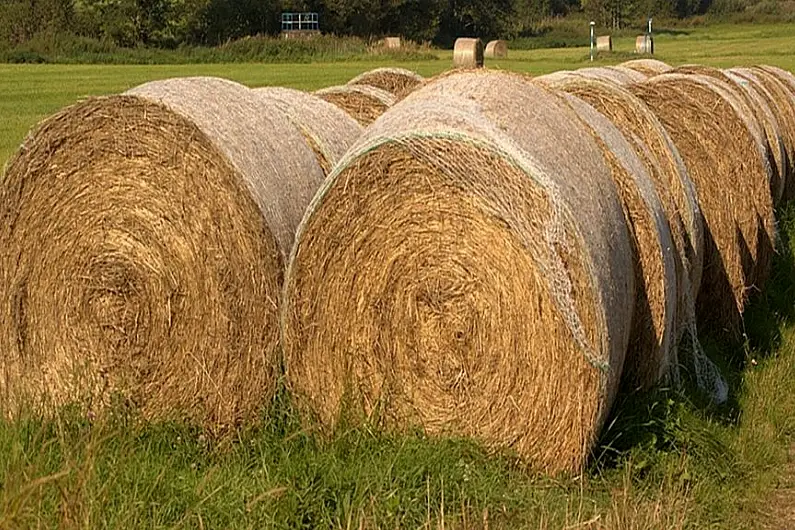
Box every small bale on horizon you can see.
[453,38,484,68]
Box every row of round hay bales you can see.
[536,73,701,390]
[0,76,361,430]
[283,69,640,474]
[629,73,775,333]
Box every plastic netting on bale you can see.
[282,70,635,474]
[254,86,363,175]
[0,77,325,430]
[558,92,678,392]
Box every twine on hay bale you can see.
[484,40,508,59]
[630,74,775,333]
[675,65,786,206]
[282,70,636,474]
[314,85,396,126]
[0,77,325,429]
[543,75,704,389]
[347,67,425,100]
[453,38,484,68]
[596,35,613,52]
[254,86,363,175]
[558,92,677,391]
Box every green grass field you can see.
[3,21,795,529]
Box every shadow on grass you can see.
[592,203,795,473]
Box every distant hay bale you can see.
[596,35,613,52]
[543,75,704,388]
[384,36,402,49]
[282,70,635,474]
[675,65,786,206]
[630,74,775,332]
[484,40,508,59]
[558,91,677,391]
[254,86,363,175]
[622,59,671,76]
[347,67,425,99]
[315,85,396,126]
[0,77,325,427]
[634,35,654,55]
[453,38,484,68]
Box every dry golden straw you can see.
[453,38,484,68]
[543,75,704,389]
[0,77,325,429]
[674,65,785,205]
[573,66,647,85]
[282,69,635,474]
[347,67,424,100]
[634,35,654,55]
[314,85,396,126]
[484,40,508,59]
[621,59,672,76]
[630,74,775,332]
[254,86,363,175]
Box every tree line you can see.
[0,0,762,50]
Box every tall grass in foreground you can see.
[3,207,795,529]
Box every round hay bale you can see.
[630,74,775,332]
[674,65,786,205]
[314,85,396,126]
[558,91,678,391]
[0,77,325,427]
[596,35,613,52]
[384,36,402,49]
[542,75,704,382]
[254,86,363,175]
[347,67,425,100]
[634,35,654,55]
[484,40,508,59]
[575,66,648,85]
[453,38,484,68]
[621,58,672,76]
[282,70,635,474]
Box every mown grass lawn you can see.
[2,21,795,529]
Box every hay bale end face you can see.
[254,86,363,175]
[384,36,401,49]
[630,74,774,332]
[347,67,424,99]
[635,35,654,54]
[596,35,613,52]
[283,70,635,474]
[675,65,786,206]
[484,40,508,59]
[314,84,396,126]
[0,77,325,428]
[453,38,484,68]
